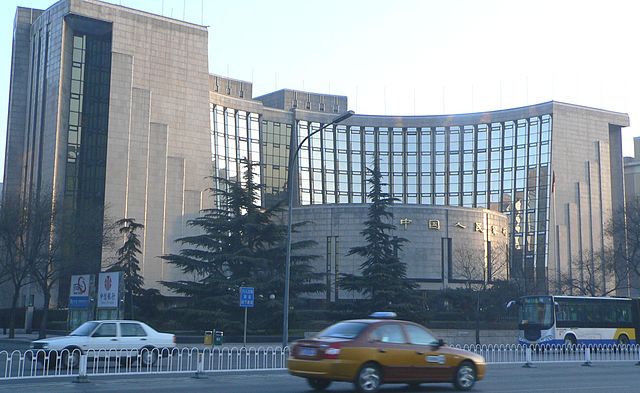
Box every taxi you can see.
[288,312,486,392]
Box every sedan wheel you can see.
[307,378,332,391]
[453,361,476,391]
[355,363,382,393]
[140,348,158,366]
[62,349,80,369]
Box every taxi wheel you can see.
[453,361,476,391]
[307,378,332,391]
[355,362,382,393]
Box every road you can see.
[1,363,639,392]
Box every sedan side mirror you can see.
[436,339,445,348]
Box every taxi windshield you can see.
[316,322,368,339]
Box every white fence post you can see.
[582,347,592,367]
[192,351,207,379]
[73,354,89,383]
[636,346,640,366]
[522,346,534,368]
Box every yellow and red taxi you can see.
[288,312,486,392]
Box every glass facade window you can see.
[210,98,554,285]
[62,19,112,275]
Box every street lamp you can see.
[282,110,355,348]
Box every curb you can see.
[0,338,33,345]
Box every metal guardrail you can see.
[1,346,290,380]
[2,344,640,380]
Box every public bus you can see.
[508,295,640,346]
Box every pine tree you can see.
[339,158,420,316]
[109,218,144,319]
[161,160,322,332]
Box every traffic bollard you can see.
[73,354,89,383]
[582,347,592,367]
[192,351,207,379]
[522,346,534,368]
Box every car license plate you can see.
[299,347,316,356]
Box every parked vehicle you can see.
[288,312,486,392]
[30,320,176,367]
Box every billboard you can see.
[97,272,121,308]
[69,274,91,309]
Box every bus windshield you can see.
[519,296,554,329]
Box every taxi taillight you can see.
[323,343,341,359]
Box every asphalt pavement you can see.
[1,363,639,393]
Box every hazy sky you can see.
[1,0,639,182]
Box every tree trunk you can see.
[38,291,51,339]
[9,289,20,339]
[475,291,480,345]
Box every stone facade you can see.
[3,0,211,304]
[2,0,631,307]
[290,204,509,300]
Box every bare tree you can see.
[452,245,486,290]
[451,241,511,344]
[608,197,640,295]
[22,196,60,339]
[451,245,484,344]
[100,206,121,269]
[0,194,43,338]
[555,248,629,297]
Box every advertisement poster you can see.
[97,272,120,308]
[69,274,91,309]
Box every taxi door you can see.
[403,323,452,381]
[367,323,415,381]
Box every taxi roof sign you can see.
[369,312,397,319]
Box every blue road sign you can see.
[240,287,254,308]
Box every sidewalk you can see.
[0,332,47,344]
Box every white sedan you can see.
[30,320,176,367]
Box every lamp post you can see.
[282,110,355,348]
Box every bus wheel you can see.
[563,335,577,348]
[617,334,629,346]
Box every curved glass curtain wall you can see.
[296,116,553,277]
[210,103,552,277]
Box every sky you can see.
[1,0,639,182]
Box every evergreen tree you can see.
[161,160,322,332]
[339,158,420,316]
[109,218,145,319]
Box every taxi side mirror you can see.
[435,339,445,348]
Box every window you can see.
[92,323,117,337]
[370,324,406,344]
[120,323,147,337]
[404,324,438,346]
[317,322,368,339]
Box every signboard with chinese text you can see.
[69,274,91,309]
[240,287,254,308]
[97,272,121,308]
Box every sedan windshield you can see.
[69,321,100,336]
[316,322,368,339]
